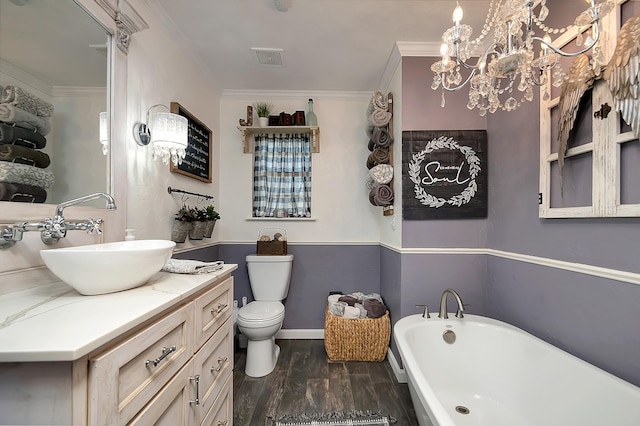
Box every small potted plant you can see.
[253,102,273,127]
[189,207,209,240]
[171,205,194,243]
[203,205,220,238]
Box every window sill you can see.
[246,217,316,222]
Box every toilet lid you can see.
[237,301,284,322]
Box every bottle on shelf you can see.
[306,98,318,126]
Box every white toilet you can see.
[237,254,293,377]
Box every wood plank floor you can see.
[233,339,418,425]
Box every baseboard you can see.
[387,348,407,383]
[275,328,325,339]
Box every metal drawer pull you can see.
[218,421,228,426]
[211,356,229,373]
[211,302,228,315]
[145,345,176,368]
[189,375,200,406]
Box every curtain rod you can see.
[167,186,214,200]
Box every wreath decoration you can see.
[408,136,481,208]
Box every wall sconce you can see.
[133,104,188,166]
[99,111,108,155]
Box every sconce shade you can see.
[99,111,108,155]
[150,111,188,166]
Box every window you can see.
[252,133,312,218]
[539,0,640,218]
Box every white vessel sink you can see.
[40,240,176,295]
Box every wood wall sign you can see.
[170,102,212,183]
[402,130,487,219]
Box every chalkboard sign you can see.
[169,102,212,183]
[402,130,487,219]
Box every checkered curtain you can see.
[253,133,311,217]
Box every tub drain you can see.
[455,406,470,415]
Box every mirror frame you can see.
[0,0,147,243]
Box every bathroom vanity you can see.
[0,264,236,425]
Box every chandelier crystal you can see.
[431,0,615,115]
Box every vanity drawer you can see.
[89,303,195,426]
[200,373,233,426]
[194,276,233,348]
[193,317,233,423]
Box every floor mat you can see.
[269,410,397,425]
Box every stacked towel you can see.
[366,147,390,169]
[0,104,51,135]
[162,259,225,274]
[0,85,54,117]
[369,164,393,186]
[370,127,392,149]
[0,182,47,203]
[367,91,389,116]
[0,144,50,168]
[0,162,55,188]
[0,123,47,149]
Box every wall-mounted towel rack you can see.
[167,186,214,200]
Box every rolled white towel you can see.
[329,301,347,316]
[328,294,343,304]
[364,293,384,303]
[162,259,224,274]
[350,292,366,302]
[354,303,367,318]
[343,305,361,320]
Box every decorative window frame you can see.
[539,0,639,218]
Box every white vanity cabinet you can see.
[89,276,234,426]
[0,265,236,426]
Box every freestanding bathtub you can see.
[394,313,640,426]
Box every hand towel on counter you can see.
[0,182,47,203]
[161,259,224,274]
[0,85,54,117]
[0,162,55,188]
[0,104,51,136]
[0,123,47,149]
[0,144,50,168]
[369,184,394,207]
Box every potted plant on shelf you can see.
[189,207,209,240]
[171,205,194,243]
[254,102,273,127]
[203,205,220,238]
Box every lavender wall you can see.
[401,57,488,249]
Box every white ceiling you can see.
[154,0,493,92]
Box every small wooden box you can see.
[256,240,287,255]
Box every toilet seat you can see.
[237,301,284,328]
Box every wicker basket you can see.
[256,227,288,255]
[324,305,390,362]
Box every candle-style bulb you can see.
[440,43,449,57]
[452,2,463,25]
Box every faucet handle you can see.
[415,304,431,319]
[86,218,104,235]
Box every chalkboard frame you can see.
[169,102,212,183]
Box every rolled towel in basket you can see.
[0,123,47,149]
[338,295,358,306]
[363,298,387,319]
[0,104,51,135]
[329,301,347,316]
[328,294,343,304]
[354,303,367,318]
[371,127,392,149]
[369,164,393,186]
[369,184,394,207]
[343,305,361,320]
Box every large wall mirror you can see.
[0,0,110,207]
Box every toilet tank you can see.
[246,254,293,301]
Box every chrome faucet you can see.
[0,192,116,248]
[438,288,465,319]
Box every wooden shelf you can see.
[238,126,320,153]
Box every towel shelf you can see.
[237,126,320,154]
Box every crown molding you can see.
[0,59,52,96]
[378,41,442,91]
[221,89,372,101]
[52,86,107,97]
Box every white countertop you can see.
[0,264,237,362]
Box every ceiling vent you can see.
[251,48,285,67]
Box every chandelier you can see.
[431,0,615,115]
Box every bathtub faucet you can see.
[438,288,465,319]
